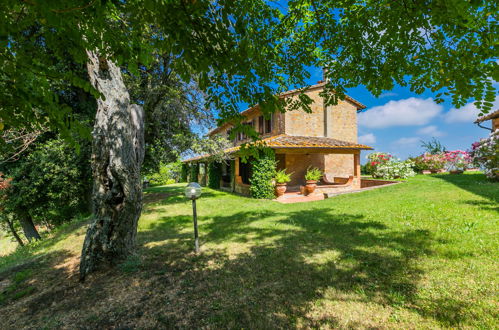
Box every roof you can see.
[475,109,499,123]
[182,134,373,162]
[209,82,366,136]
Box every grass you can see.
[0,173,497,328]
[0,232,17,257]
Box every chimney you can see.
[322,67,329,83]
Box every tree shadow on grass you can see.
[433,173,499,209]
[135,208,438,328]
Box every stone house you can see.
[184,81,373,196]
[475,109,499,131]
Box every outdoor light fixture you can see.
[184,182,202,252]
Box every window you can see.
[240,159,252,184]
[258,116,264,134]
[264,114,273,134]
[238,121,254,141]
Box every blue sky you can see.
[303,67,497,163]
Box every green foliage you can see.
[147,162,181,186]
[208,162,222,189]
[421,138,447,155]
[275,169,292,184]
[1,138,91,228]
[180,163,189,182]
[249,151,276,199]
[2,0,496,140]
[305,167,322,181]
[190,163,200,183]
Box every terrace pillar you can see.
[354,152,361,188]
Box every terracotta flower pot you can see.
[422,170,431,175]
[449,169,463,175]
[305,180,317,195]
[275,183,287,197]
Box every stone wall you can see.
[284,88,325,137]
[324,154,354,178]
[281,153,325,186]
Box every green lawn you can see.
[0,173,498,328]
[0,232,17,257]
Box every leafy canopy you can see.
[1,0,497,137]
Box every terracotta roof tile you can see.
[182,134,373,162]
[475,109,499,123]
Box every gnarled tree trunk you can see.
[5,216,25,246]
[19,212,41,242]
[79,51,145,281]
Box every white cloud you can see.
[358,97,442,129]
[393,137,420,146]
[379,92,398,98]
[358,133,376,144]
[444,96,499,123]
[417,125,445,137]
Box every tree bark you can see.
[5,217,24,246]
[18,212,41,242]
[79,51,145,281]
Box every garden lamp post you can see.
[184,182,202,253]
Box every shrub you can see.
[471,130,499,180]
[249,150,276,199]
[443,150,472,171]
[275,169,292,184]
[372,159,416,179]
[190,163,199,183]
[180,163,189,182]
[412,153,446,172]
[2,139,91,228]
[366,152,392,175]
[147,162,181,186]
[208,161,222,189]
[305,166,322,181]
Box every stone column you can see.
[354,152,361,188]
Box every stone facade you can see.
[207,82,366,195]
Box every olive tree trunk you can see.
[5,217,25,246]
[79,51,145,281]
[18,212,41,242]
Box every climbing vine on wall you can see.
[249,148,276,199]
[180,163,189,182]
[190,163,199,183]
[208,161,222,189]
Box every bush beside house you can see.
[471,130,498,180]
[208,162,222,189]
[249,151,277,199]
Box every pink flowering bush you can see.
[411,153,446,172]
[443,150,472,171]
[471,130,499,180]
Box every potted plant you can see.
[304,167,322,195]
[275,169,292,197]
